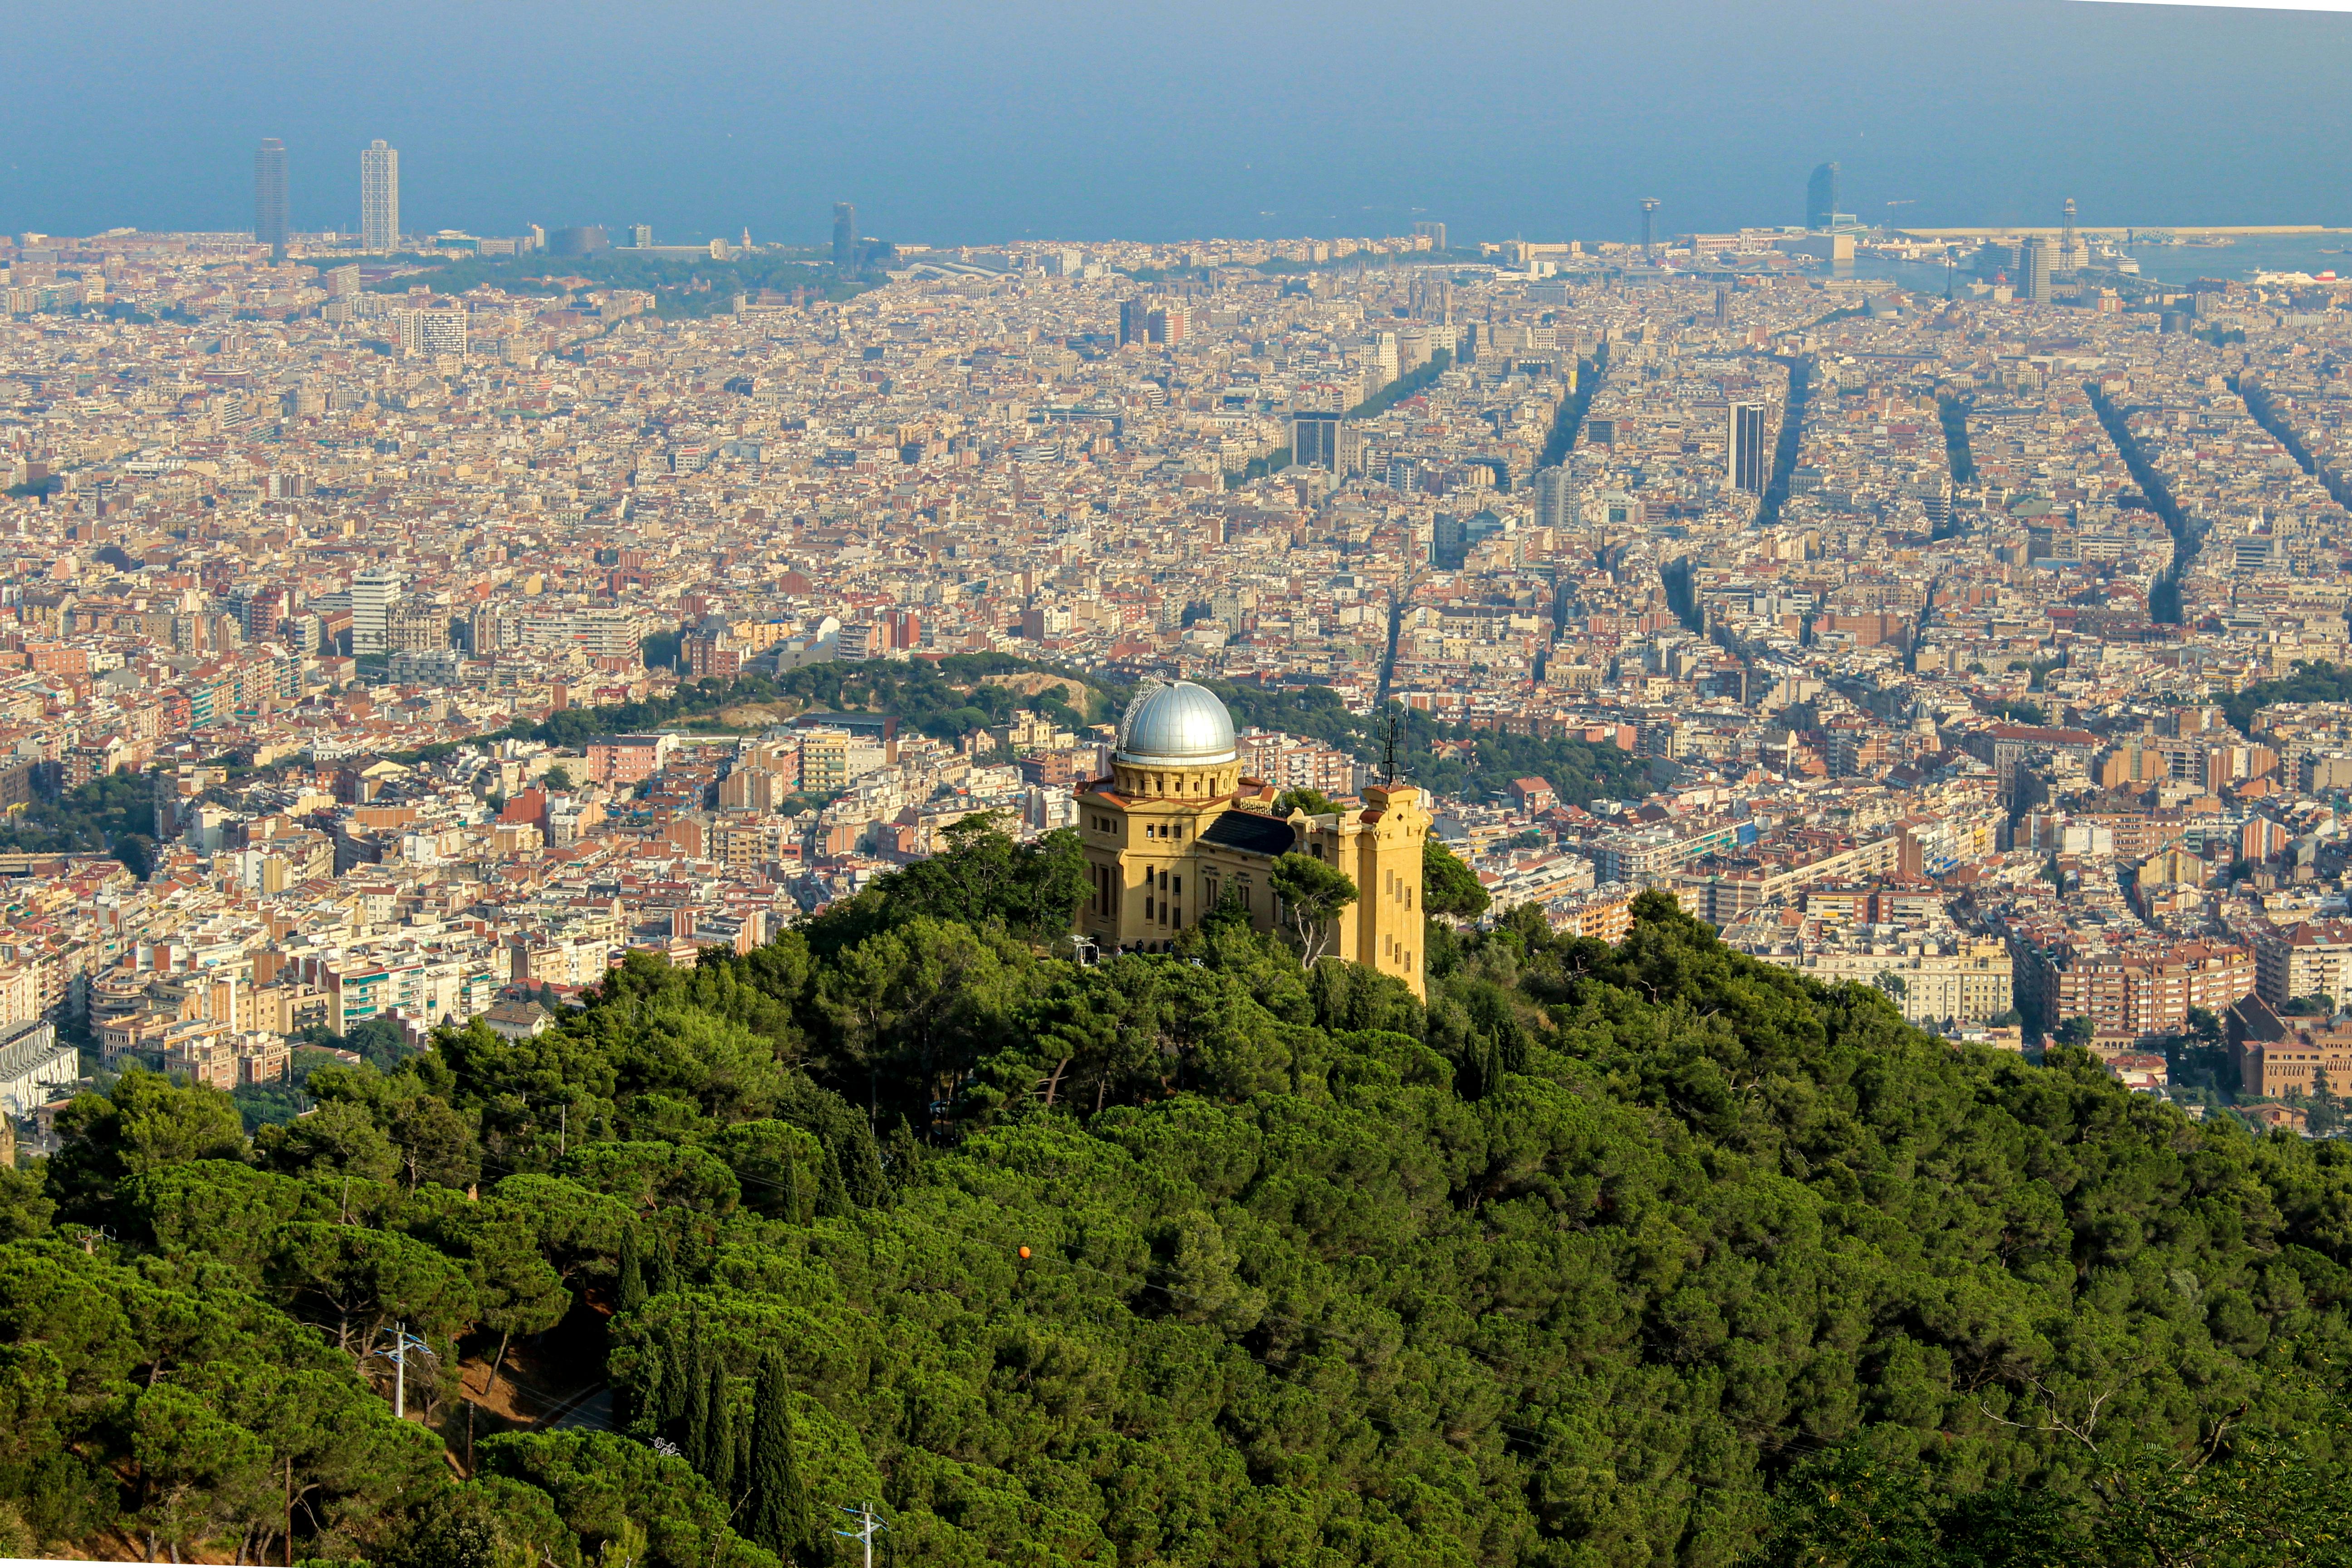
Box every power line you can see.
[834,1502,887,1568]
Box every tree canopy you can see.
[0,769,158,876]
[2220,658,2352,735]
[1422,838,1490,922]
[1209,685,1651,805]
[1268,851,1358,965]
[4,862,2351,1567]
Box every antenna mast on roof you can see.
[1382,706,1401,785]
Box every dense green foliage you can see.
[1225,446,1294,489]
[1406,722,1647,807]
[368,250,857,318]
[1936,393,1977,486]
[1982,699,2050,727]
[1273,788,1341,818]
[297,1017,417,1073]
[4,824,2351,1566]
[0,770,157,876]
[1268,850,1360,965]
[491,651,1645,813]
[1538,357,1606,470]
[399,644,1640,814]
[1210,682,1651,806]
[1423,839,1491,921]
[490,655,1113,757]
[2223,659,2352,736]
[1348,350,1454,420]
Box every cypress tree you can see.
[732,1393,755,1511]
[657,1320,691,1434]
[741,1351,811,1560]
[681,1328,714,1475]
[816,1143,850,1219]
[650,1231,680,1297]
[617,1226,647,1313]
[881,1118,923,1200]
[701,1353,737,1501]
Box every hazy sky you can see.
[7,0,2352,247]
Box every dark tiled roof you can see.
[1200,810,1296,858]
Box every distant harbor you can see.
[1861,227,2352,288]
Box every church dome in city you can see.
[1115,680,1237,767]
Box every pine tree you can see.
[617,1226,647,1313]
[741,1351,811,1560]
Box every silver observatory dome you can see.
[1115,680,1237,767]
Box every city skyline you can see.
[54,134,2352,260]
[10,2,2352,1549]
[8,0,2352,247]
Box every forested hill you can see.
[3,827,2351,1567]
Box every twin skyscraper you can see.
[250,137,402,255]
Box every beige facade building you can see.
[1759,938,2014,1030]
[1074,682,1431,995]
[2252,919,2352,1009]
[2230,995,2352,1098]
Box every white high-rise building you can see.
[352,567,403,655]
[1534,465,1578,530]
[394,308,467,357]
[360,140,400,252]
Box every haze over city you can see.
[11,0,2352,244]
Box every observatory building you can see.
[1073,681,1432,995]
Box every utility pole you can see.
[386,1322,431,1419]
[835,1503,887,1568]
